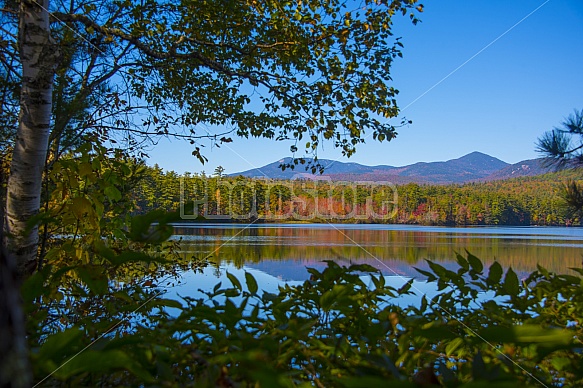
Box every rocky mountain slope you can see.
[231,152,555,184]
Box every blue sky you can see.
[146,0,583,175]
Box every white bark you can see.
[5,0,55,276]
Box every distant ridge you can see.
[228,157,394,180]
[230,152,555,184]
[482,158,553,181]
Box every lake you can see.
[166,224,583,298]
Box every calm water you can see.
[169,224,583,288]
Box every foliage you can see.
[0,0,423,166]
[536,109,583,223]
[536,109,583,169]
[27,251,583,386]
[22,141,205,383]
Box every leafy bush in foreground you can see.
[27,250,582,387]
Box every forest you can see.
[135,163,582,226]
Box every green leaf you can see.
[226,272,242,290]
[426,260,455,280]
[479,325,572,346]
[487,261,503,285]
[21,271,45,302]
[466,251,483,273]
[445,337,464,356]
[78,161,94,177]
[417,325,459,341]
[154,298,183,309]
[53,350,154,382]
[112,228,126,239]
[213,282,222,293]
[110,251,158,265]
[245,272,258,294]
[92,196,104,217]
[38,328,84,361]
[503,267,519,296]
[128,209,180,243]
[536,263,550,278]
[224,288,240,298]
[104,186,122,201]
[76,266,108,295]
[455,252,469,271]
[94,240,115,262]
[320,289,336,311]
[559,274,581,285]
[551,357,571,371]
[514,326,573,345]
[397,278,414,295]
[71,197,93,218]
[414,267,436,282]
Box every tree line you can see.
[132,164,581,226]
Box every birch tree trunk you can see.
[5,0,55,277]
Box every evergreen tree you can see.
[537,109,583,223]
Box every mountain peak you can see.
[230,152,548,184]
[452,152,508,170]
[457,151,505,162]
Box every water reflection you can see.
[166,263,437,311]
[171,224,583,281]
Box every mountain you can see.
[374,152,509,184]
[228,157,394,180]
[482,158,554,181]
[230,152,552,184]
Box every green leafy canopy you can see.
[45,0,423,167]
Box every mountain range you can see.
[230,151,554,184]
